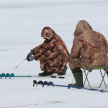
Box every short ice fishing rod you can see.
[15,58,27,69]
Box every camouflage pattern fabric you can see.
[69,20,108,70]
[31,27,69,73]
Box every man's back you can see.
[79,30,108,69]
[69,20,108,69]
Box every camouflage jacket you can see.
[31,27,69,73]
[69,20,108,69]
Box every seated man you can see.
[27,27,69,76]
[69,20,108,87]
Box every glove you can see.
[27,55,34,61]
[27,51,33,61]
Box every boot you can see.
[38,72,53,76]
[69,67,83,87]
[58,66,67,75]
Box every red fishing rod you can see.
[15,58,27,69]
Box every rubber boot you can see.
[69,67,83,87]
[58,66,67,75]
[38,72,53,76]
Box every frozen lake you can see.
[0,0,108,108]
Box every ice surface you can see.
[0,0,108,108]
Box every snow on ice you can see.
[0,0,108,108]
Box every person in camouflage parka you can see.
[69,20,108,87]
[27,27,69,76]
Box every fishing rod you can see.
[15,58,27,69]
